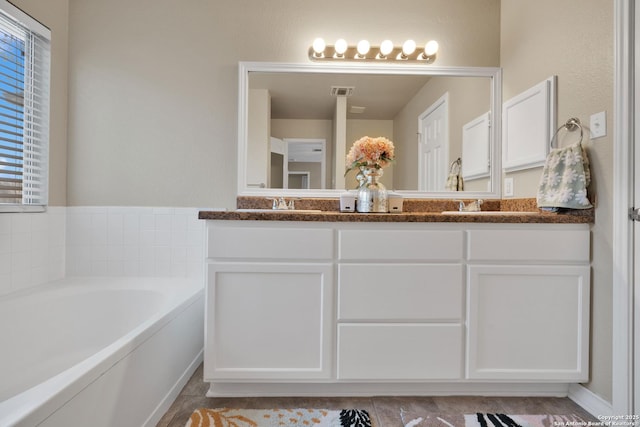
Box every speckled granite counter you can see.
[198,197,594,224]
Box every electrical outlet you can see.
[590,111,606,139]
[504,177,514,197]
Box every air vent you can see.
[330,86,354,97]
[350,106,366,114]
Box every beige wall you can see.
[502,0,614,403]
[11,0,68,206]
[501,1,613,198]
[67,0,500,207]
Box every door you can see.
[418,93,449,191]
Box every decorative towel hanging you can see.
[445,157,464,191]
[536,118,592,210]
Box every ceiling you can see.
[249,72,432,120]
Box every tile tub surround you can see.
[66,207,205,278]
[0,207,66,296]
[1,206,205,297]
[201,197,594,224]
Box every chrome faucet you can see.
[455,199,484,212]
[267,197,288,210]
[266,197,299,210]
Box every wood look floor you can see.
[157,364,597,427]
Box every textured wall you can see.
[67,0,500,208]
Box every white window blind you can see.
[0,1,50,211]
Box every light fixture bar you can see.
[309,39,438,63]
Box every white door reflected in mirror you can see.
[419,93,449,192]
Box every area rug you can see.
[186,408,372,427]
[403,413,591,427]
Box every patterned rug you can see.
[403,413,591,427]
[185,408,372,427]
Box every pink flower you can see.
[345,136,395,173]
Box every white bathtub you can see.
[0,277,204,427]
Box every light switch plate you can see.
[590,111,606,139]
[504,177,514,197]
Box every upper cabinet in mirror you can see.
[238,62,501,198]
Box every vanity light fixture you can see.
[309,38,439,63]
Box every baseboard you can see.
[144,349,204,427]
[568,383,613,418]
[207,381,571,397]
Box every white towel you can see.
[536,142,592,210]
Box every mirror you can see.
[238,62,502,199]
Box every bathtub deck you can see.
[157,364,598,427]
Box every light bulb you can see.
[379,39,394,57]
[424,40,439,57]
[334,39,348,56]
[402,39,416,56]
[312,38,326,55]
[356,40,370,57]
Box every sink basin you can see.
[441,211,538,215]
[236,208,323,213]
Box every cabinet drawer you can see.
[337,324,462,380]
[339,229,463,261]
[468,228,589,262]
[338,264,463,321]
[207,224,333,260]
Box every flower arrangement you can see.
[345,136,395,173]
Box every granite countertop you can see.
[198,197,594,224]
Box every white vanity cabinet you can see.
[203,220,591,395]
[465,227,590,381]
[204,222,334,381]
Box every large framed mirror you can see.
[238,62,502,198]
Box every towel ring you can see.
[449,157,461,172]
[550,117,583,149]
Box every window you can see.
[0,1,50,212]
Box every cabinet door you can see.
[204,262,333,380]
[466,265,590,381]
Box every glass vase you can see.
[357,167,388,213]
